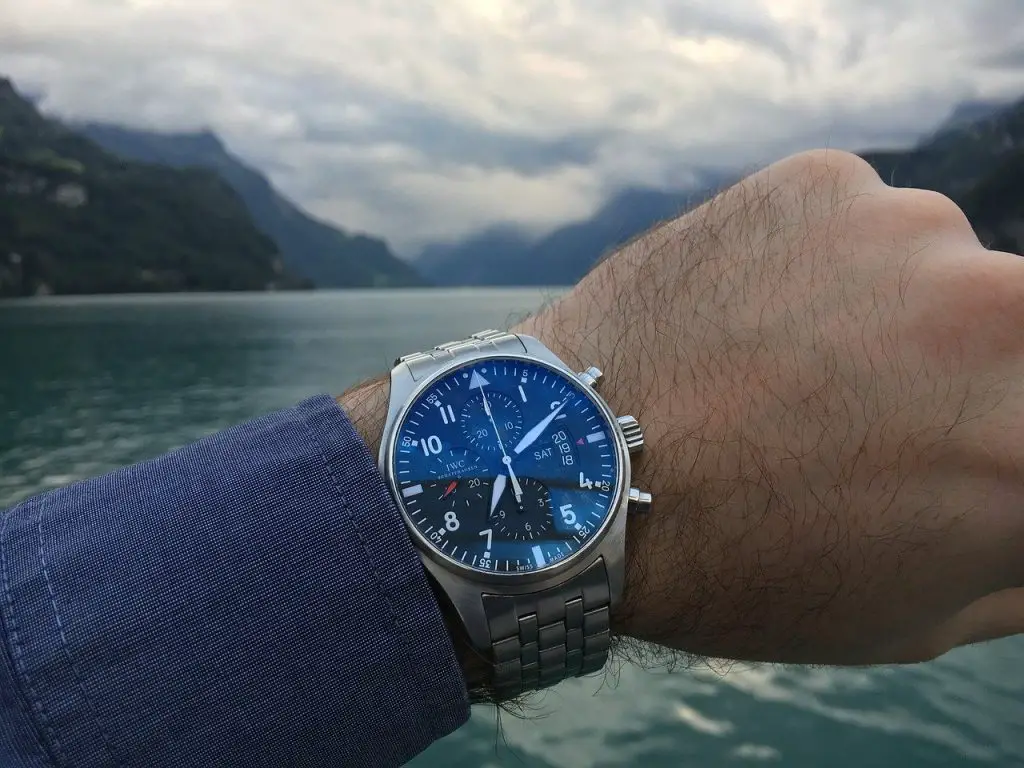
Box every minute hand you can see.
[513,400,567,455]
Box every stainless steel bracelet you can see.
[397,330,614,694]
[483,559,611,697]
[396,329,525,381]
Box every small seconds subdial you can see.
[459,390,523,452]
[492,476,552,541]
[427,448,488,535]
[435,473,488,519]
[431,447,488,509]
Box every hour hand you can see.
[489,473,506,513]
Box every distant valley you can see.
[419,96,1024,286]
[416,182,728,286]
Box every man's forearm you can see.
[0,397,470,767]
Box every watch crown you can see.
[627,487,653,513]
[616,415,644,453]
[577,366,603,388]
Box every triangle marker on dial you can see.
[468,371,491,389]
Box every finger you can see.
[937,588,1024,651]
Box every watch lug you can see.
[515,333,572,370]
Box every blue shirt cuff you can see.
[0,395,470,768]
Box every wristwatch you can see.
[379,330,651,696]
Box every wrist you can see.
[336,374,389,457]
[336,375,500,701]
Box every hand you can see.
[490,473,506,514]
[480,386,522,501]
[513,398,568,455]
[514,149,1024,666]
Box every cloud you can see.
[2,0,1023,254]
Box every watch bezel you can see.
[381,350,630,586]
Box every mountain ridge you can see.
[416,178,729,286]
[78,123,425,288]
[8,73,1021,293]
[0,77,306,297]
[419,97,1024,286]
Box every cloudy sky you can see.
[2,0,1024,255]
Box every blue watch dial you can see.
[390,356,621,575]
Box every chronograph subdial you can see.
[459,390,523,452]
[429,446,488,510]
[434,474,488,519]
[491,476,552,541]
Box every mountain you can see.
[860,96,1024,254]
[418,182,726,286]
[957,147,1024,255]
[859,98,1024,197]
[78,124,424,288]
[418,226,536,286]
[422,97,1024,287]
[929,99,1010,137]
[0,77,305,297]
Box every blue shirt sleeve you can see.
[0,395,470,768]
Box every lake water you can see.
[1,290,1022,767]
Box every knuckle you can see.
[889,188,977,238]
[767,148,884,190]
[848,186,980,250]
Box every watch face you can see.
[389,356,622,576]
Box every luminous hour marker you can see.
[531,545,546,567]
[402,484,423,498]
[518,385,528,402]
[586,430,606,443]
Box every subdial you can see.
[491,476,552,541]
[425,447,489,520]
[459,390,523,452]
[434,474,488,517]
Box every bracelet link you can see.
[481,558,612,697]
[397,330,524,381]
